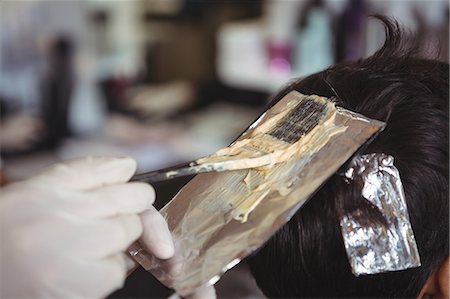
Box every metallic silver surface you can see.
[341,153,421,276]
[129,92,385,296]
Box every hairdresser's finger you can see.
[140,206,174,260]
[30,156,137,191]
[60,215,142,259]
[156,246,184,283]
[125,255,138,274]
[69,183,155,218]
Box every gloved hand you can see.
[0,156,174,299]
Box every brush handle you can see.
[131,161,221,183]
[131,162,194,183]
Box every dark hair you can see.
[246,16,449,298]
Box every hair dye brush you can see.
[129,91,385,296]
[131,93,337,183]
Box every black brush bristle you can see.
[269,97,328,143]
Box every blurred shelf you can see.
[217,20,304,93]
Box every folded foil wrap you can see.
[340,153,421,276]
[129,92,385,296]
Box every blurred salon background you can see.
[0,0,448,297]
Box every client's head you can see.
[246,17,449,298]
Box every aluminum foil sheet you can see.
[340,153,421,276]
[129,92,385,296]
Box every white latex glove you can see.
[0,156,174,299]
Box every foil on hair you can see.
[340,153,421,276]
[129,92,386,296]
